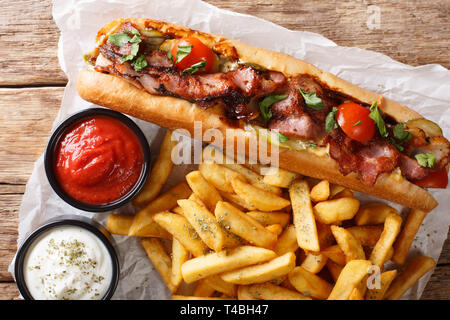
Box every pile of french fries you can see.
[106,130,436,300]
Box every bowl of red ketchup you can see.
[45,108,150,212]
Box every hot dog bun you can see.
[76,18,438,211]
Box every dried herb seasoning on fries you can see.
[106,141,437,300]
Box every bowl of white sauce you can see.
[14,216,119,300]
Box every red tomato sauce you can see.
[55,116,144,205]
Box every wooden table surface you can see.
[0,0,449,300]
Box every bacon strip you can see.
[327,130,400,185]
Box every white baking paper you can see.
[9,0,450,300]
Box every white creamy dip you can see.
[23,225,113,300]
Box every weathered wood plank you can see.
[207,0,450,69]
[0,88,63,184]
[0,0,448,85]
[0,87,62,282]
[0,283,19,300]
[422,264,450,300]
[0,0,67,85]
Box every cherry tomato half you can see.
[336,102,376,143]
[170,37,215,74]
[414,169,449,188]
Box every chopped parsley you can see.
[415,153,437,168]
[278,132,289,143]
[298,88,324,110]
[183,60,207,74]
[258,94,289,123]
[369,101,388,137]
[325,107,338,133]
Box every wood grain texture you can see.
[0,0,448,300]
[0,88,62,282]
[0,0,66,85]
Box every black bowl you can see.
[14,215,120,300]
[44,108,150,212]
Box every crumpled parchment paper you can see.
[9,0,450,300]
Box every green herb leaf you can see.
[353,121,363,127]
[108,32,132,47]
[393,123,412,141]
[325,107,338,133]
[133,55,148,71]
[121,42,140,63]
[415,153,437,168]
[278,132,289,143]
[129,34,142,44]
[369,101,388,137]
[389,137,404,152]
[298,88,324,110]
[183,60,207,74]
[259,94,289,123]
[167,50,174,61]
[175,45,193,63]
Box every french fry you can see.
[222,228,246,248]
[181,246,277,283]
[198,161,244,193]
[326,260,343,283]
[172,206,184,215]
[385,256,436,300]
[365,270,397,300]
[274,224,299,256]
[355,202,398,226]
[317,222,335,249]
[106,214,134,236]
[347,225,384,247]
[171,238,189,289]
[204,275,237,297]
[231,178,290,212]
[141,238,176,293]
[331,225,365,263]
[193,279,216,297]
[219,191,257,211]
[220,252,296,285]
[327,260,372,300]
[177,199,224,252]
[393,209,428,265]
[261,167,301,188]
[241,283,312,300]
[301,252,328,274]
[133,130,176,207]
[329,184,346,197]
[202,146,282,195]
[188,193,206,207]
[370,213,402,267]
[321,245,346,266]
[310,180,330,203]
[246,211,290,228]
[128,182,191,237]
[288,266,333,299]
[153,211,209,257]
[348,288,363,300]
[172,295,235,300]
[314,197,360,224]
[331,188,354,200]
[225,163,282,195]
[266,224,283,237]
[214,201,277,248]
[289,180,320,252]
[186,170,222,211]
[237,286,259,300]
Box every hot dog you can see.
[76,18,450,211]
